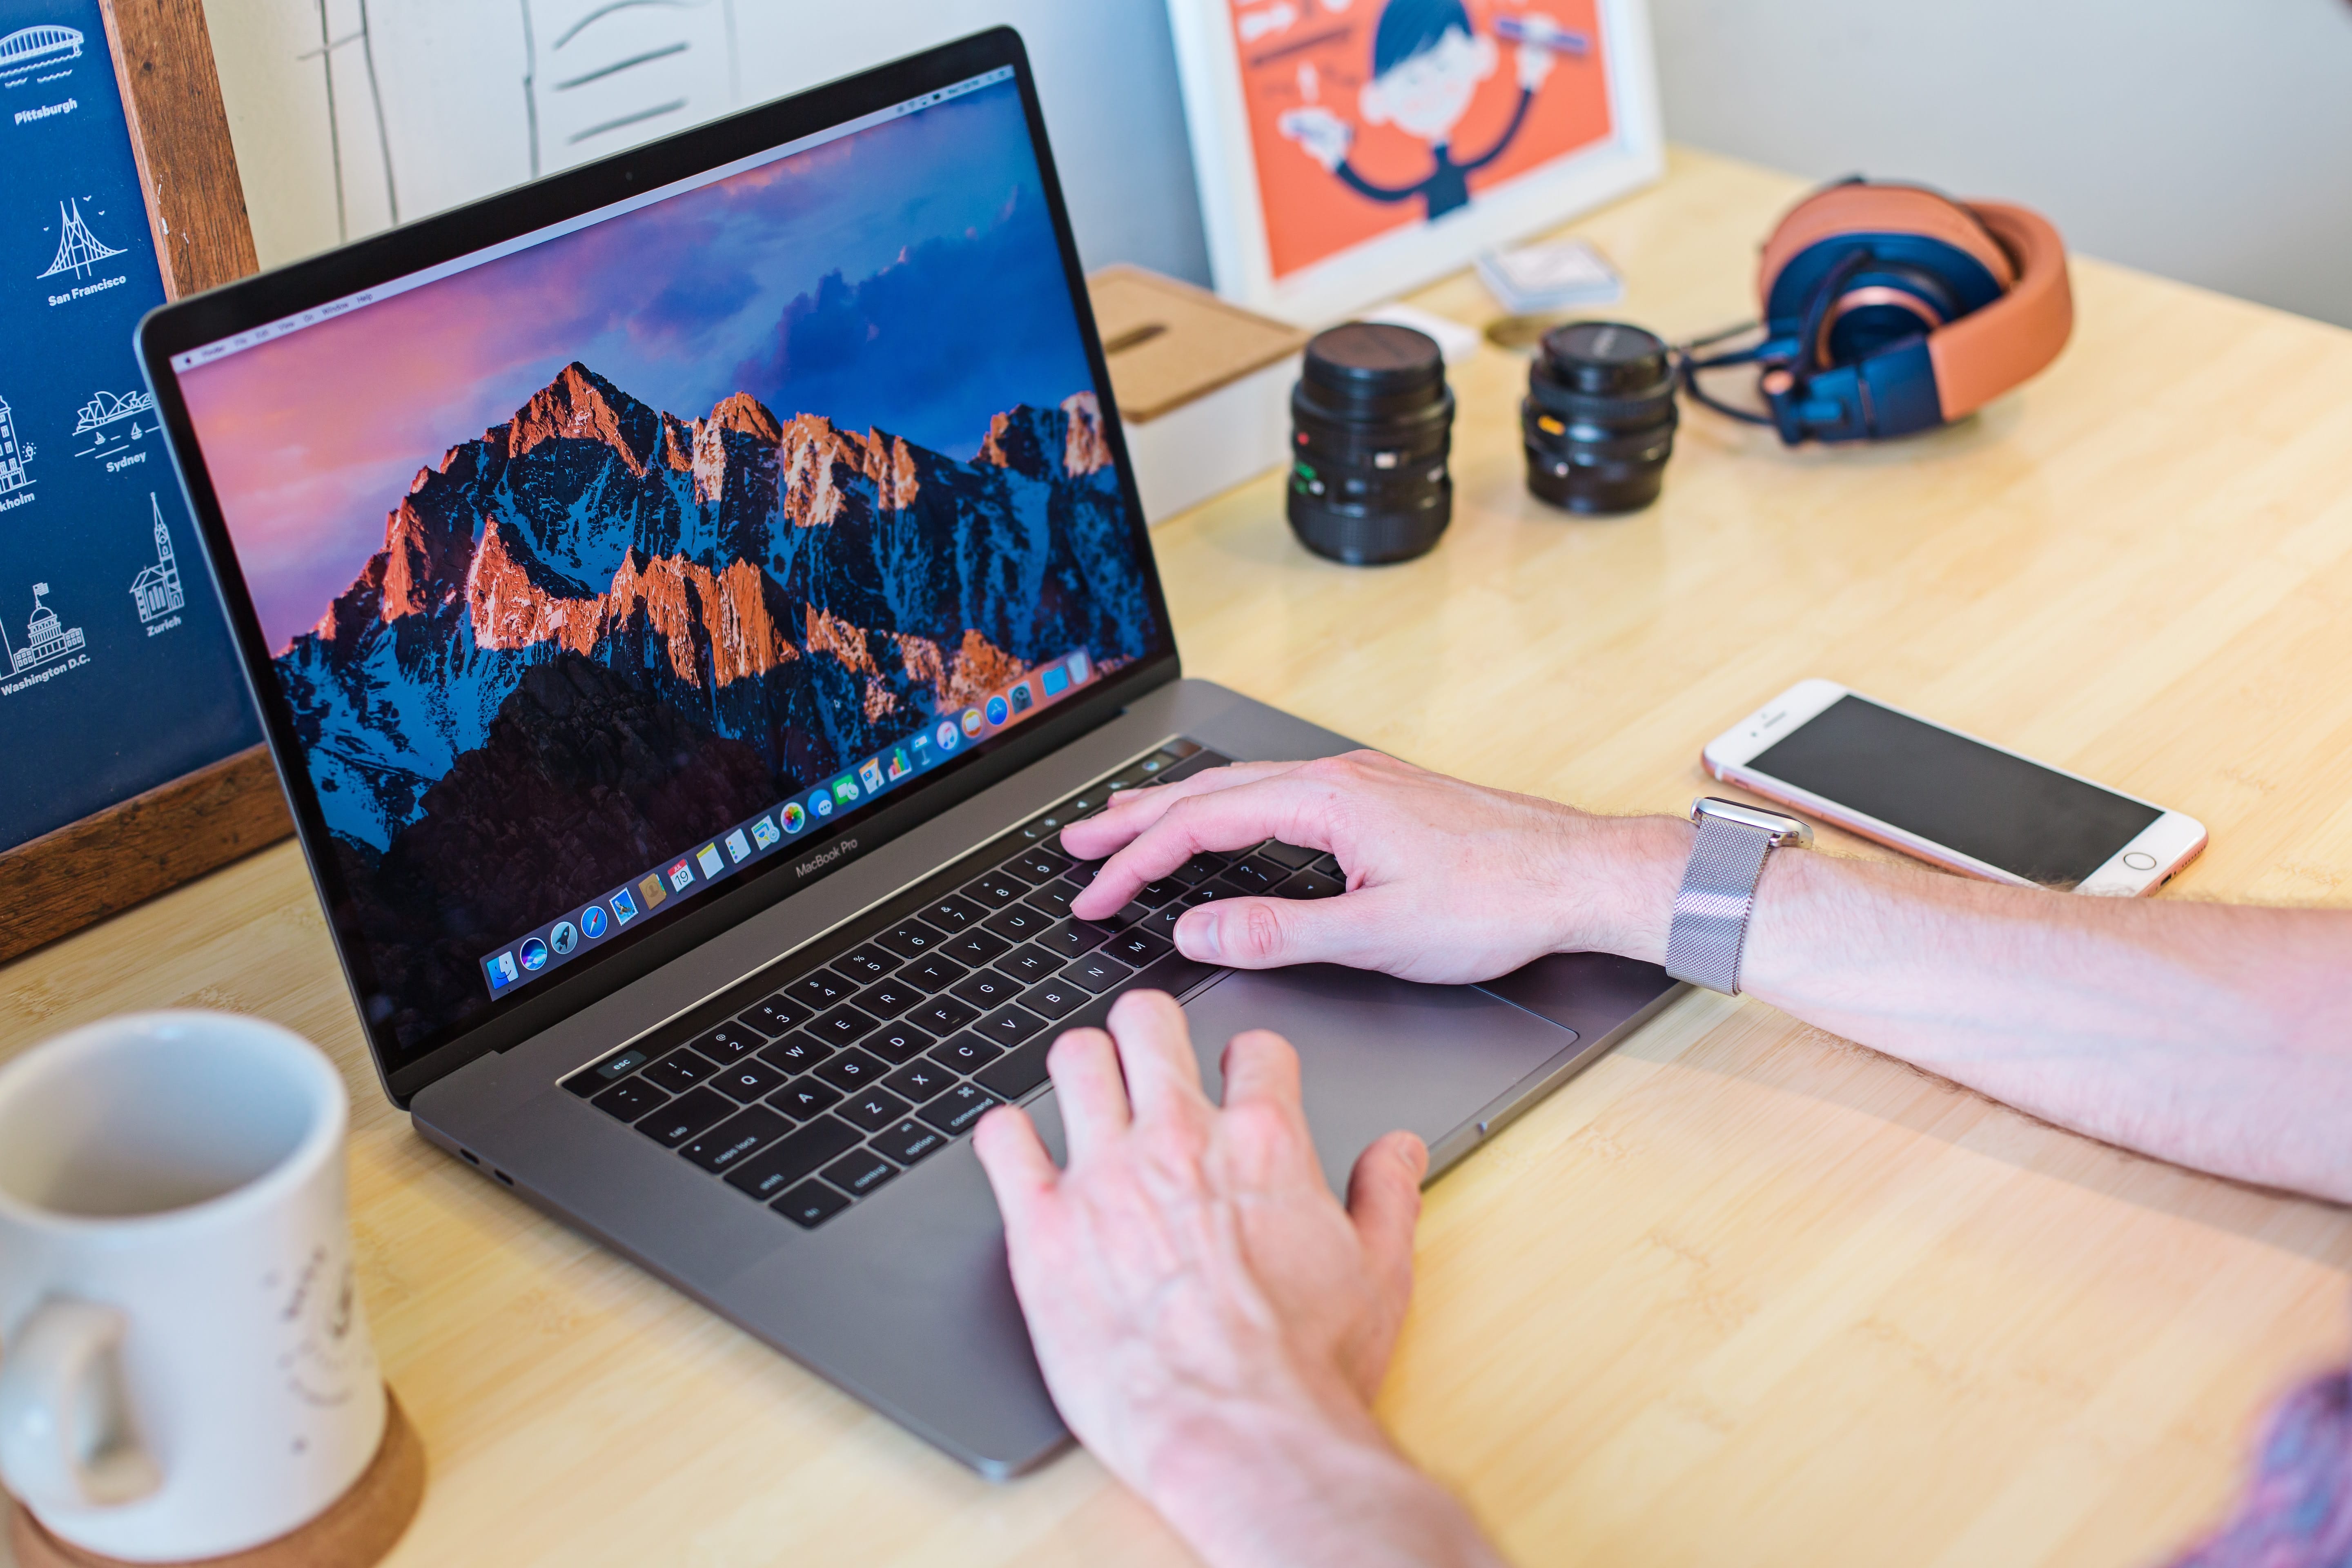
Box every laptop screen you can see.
[163,63,1165,1067]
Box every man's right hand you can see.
[1063,752,1688,984]
[1277,106,1354,172]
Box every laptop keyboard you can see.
[562,739,1345,1230]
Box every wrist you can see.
[1138,1382,1490,1568]
[1550,812,1690,965]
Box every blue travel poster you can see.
[0,0,260,850]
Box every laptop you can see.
[139,28,1679,1477]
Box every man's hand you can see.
[1063,751,1686,984]
[974,991,1503,1568]
[1278,105,1354,172]
[1516,37,1558,91]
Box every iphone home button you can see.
[2122,851,2158,871]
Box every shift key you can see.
[724,1116,862,1202]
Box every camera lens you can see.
[1524,321,1677,515]
[1288,323,1454,565]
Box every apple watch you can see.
[1664,797,1814,995]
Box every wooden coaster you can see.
[7,1387,423,1568]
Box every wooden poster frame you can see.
[0,0,290,964]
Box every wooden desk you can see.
[6,147,2351,1568]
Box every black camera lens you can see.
[1524,321,1677,515]
[1288,323,1454,565]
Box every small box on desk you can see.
[1085,266,1308,524]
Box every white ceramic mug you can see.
[0,1012,385,1561]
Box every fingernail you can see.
[1183,911,1223,962]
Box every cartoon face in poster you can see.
[1238,0,1614,280]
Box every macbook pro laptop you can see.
[139,29,1679,1475]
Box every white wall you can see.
[202,0,1214,285]
[1648,0,2352,327]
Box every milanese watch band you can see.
[1664,798,1812,995]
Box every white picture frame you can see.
[1166,0,1664,325]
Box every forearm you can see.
[1143,1389,1505,1568]
[1593,818,2352,1200]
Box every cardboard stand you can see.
[5,1388,422,1568]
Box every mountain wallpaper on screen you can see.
[275,363,1154,1045]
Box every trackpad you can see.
[1178,966,1578,1195]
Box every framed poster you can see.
[1166,0,1664,324]
[0,0,286,962]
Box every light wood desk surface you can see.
[7,147,2352,1568]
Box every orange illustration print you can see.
[1236,0,1615,280]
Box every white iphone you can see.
[1702,679,2208,896]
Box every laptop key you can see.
[964,872,1027,908]
[1023,979,1087,1019]
[571,1047,651,1094]
[973,1004,1047,1048]
[876,921,943,960]
[590,1076,668,1121]
[918,1081,1001,1135]
[808,1004,879,1047]
[1182,883,1239,906]
[1036,918,1112,959]
[680,1107,791,1173]
[853,978,923,1019]
[862,1023,935,1064]
[996,944,1059,985]
[711,1058,790,1102]
[1005,848,1069,883]
[813,1047,889,1091]
[822,1148,900,1196]
[769,1076,844,1120]
[921,893,988,930]
[1167,853,1230,886]
[982,903,1052,942]
[756,1033,835,1074]
[1219,857,1286,894]
[771,1180,853,1228]
[928,1033,1003,1073]
[739,994,810,1037]
[1136,879,1184,908]
[1277,868,1344,900]
[642,1049,719,1095]
[900,953,970,993]
[949,969,1023,1009]
[1259,840,1320,869]
[1063,953,1134,994]
[1311,853,1343,878]
[726,1116,860,1200]
[1105,930,1174,969]
[837,1088,912,1134]
[905,996,979,1036]
[873,1118,947,1166]
[693,1022,767,1062]
[785,972,856,1009]
[940,927,1012,967]
[882,1058,958,1102]
[833,946,898,984]
[1023,880,1079,920]
[973,1038,1052,1102]
[1133,949,1220,1001]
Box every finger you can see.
[1045,1027,1130,1163]
[1218,1028,1303,1118]
[1104,988,1207,1122]
[1071,769,1357,918]
[1060,760,1306,863]
[1345,1129,1428,1300]
[971,1104,1058,1232]
[1172,886,1404,972]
